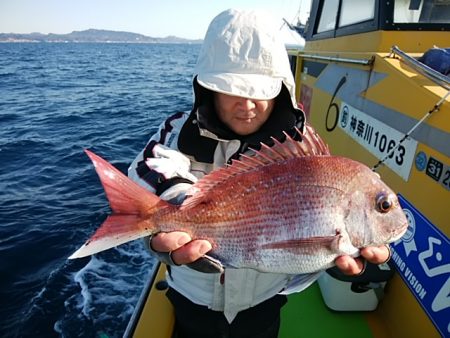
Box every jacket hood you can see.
[193,8,298,108]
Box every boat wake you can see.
[54,242,154,338]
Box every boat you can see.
[288,0,449,337]
[125,1,449,337]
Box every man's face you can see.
[214,93,275,136]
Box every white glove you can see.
[145,144,198,183]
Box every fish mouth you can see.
[389,221,409,242]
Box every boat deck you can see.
[281,282,378,338]
[126,264,387,338]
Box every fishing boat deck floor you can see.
[127,265,389,338]
[280,282,379,338]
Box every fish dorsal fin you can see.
[260,124,330,160]
[180,124,330,210]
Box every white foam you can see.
[56,241,154,337]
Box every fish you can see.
[69,125,408,274]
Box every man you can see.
[129,9,390,338]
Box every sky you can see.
[0,0,312,40]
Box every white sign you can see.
[339,103,418,181]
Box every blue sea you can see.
[0,42,200,337]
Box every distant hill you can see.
[0,29,203,44]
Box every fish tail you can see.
[69,149,171,259]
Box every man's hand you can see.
[335,245,391,275]
[150,232,212,265]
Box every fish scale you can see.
[69,126,408,274]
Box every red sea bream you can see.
[69,126,408,274]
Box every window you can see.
[394,0,450,23]
[317,0,339,33]
[339,0,376,27]
[394,0,424,22]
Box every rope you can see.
[372,89,450,171]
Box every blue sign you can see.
[391,195,450,337]
[415,151,427,172]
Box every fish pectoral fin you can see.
[261,236,337,251]
[186,254,224,273]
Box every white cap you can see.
[194,9,296,102]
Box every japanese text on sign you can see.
[339,103,418,181]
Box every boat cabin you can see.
[290,1,449,337]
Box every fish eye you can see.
[376,193,393,213]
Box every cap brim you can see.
[197,73,282,100]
